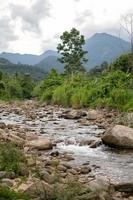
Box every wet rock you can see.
[79,139,95,146]
[114,182,133,193]
[63,154,75,161]
[26,138,53,150]
[0,122,6,129]
[102,125,133,148]
[80,166,91,174]
[60,110,87,119]
[89,139,102,148]
[50,150,59,157]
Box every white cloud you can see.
[0,0,133,54]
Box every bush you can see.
[0,185,30,200]
[0,143,27,175]
[110,54,132,73]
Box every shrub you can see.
[0,185,30,200]
[0,143,27,175]
[53,85,72,107]
[71,87,89,108]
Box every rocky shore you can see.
[0,100,133,200]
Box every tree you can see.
[57,28,88,75]
[110,54,132,73]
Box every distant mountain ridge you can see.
[0,33,131,72]
[0,50,58,65]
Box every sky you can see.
[0,0,133,54]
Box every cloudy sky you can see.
[0,0,133,54]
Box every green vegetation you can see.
[0,72,34,101]
[34,53,133,111]
[0,26,133,112]
[0,143,27,176]
[0,185,30,200]
[0,57,47,81]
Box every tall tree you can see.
[57,28,88,75]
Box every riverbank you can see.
[0,100,133,200]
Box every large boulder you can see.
[102,125,133,148]
[26,137,53,150]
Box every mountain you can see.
[36,55,64,73]
[0,58,47,81]
[0,50,57,65]
[0,33,131,72]
[84,33,130,69]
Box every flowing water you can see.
[0,107,133,184]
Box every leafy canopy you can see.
[57,28,88,74]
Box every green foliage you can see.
[57,28,87,74]
[71,87,89,108]
[0,185,30,200]
[18,74,35,99]
[0,57,46,81]
[110,54,132,73]
[38,65,133,111]
[7,78,23,99]
[53,84,72,107]
[0,143,27,175]
[0,73,34,100]
[35,69,64,103]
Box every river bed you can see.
[0,106,133,184]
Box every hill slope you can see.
[0,58,47,81]
[84,33,130,69]
[0,33,131,72]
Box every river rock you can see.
[1,178,14,187]
[18,180,53,198]
[80,166,91,174]
[114,182,133,193]
[0,122,6,129]
[60,110,87,119]
[87,110,102,120]
[102,125,133,148]
[39,170,54,184]
[89,139,102,148]
[26,138,53,150]
[57,165,67,172]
